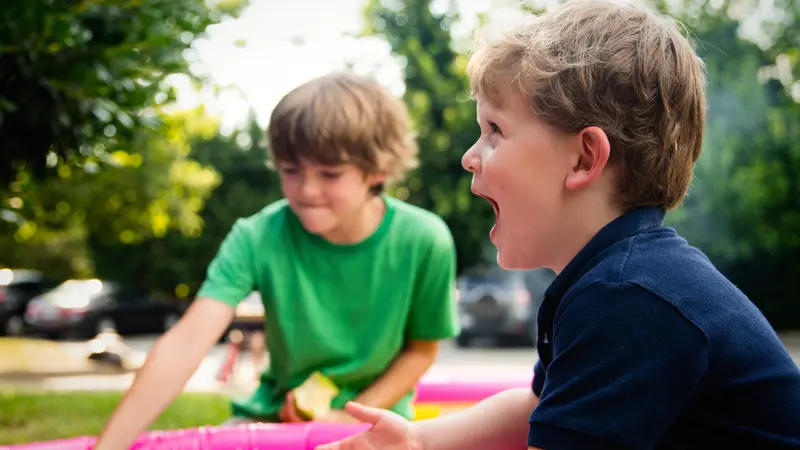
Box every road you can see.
[7,333,800,395]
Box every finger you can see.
[316,437,352,450]
[343,402,385,424]
[314,443,339,450]
[279,393,298,423]
[278,402,289,423]
[285,392,305,422]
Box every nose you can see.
[462,142,482,174]
[300,174,323,199]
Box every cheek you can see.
[324,179,362,206]
[489,147,563,209]
[279,176,297,195]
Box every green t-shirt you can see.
[196,194,460,420]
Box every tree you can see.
[0,107,221,285]
[0,0,247,184]
[89,114,284,297]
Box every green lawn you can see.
[0,391,232,445]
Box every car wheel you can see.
[4,315,25,336]
[162,313,180,331]
[455,333,473,348]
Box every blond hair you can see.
[467,0,707,210]
[267,72,418,193]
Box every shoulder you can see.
[588,225,730,296]
[386,196,455,251]
[236,199,292,229]
[229,199,293,241]
[567,226,744,324]
[557,280,709,351]
[559,279,697,328]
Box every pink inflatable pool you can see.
[1,375,534,449]
[0,423,371,450]
[415,372,531,403]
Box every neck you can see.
[322,195,387,244]
[551,201,624,274]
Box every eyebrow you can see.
[477,106,503,125]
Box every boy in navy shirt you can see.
[318,1,800,449]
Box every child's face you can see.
[462,93,577,270]
[277,159,385,241]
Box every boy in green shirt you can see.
[92,72,460,449]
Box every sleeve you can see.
[195,219,256,308]
[405,221,461,341]
[527,282,709,450]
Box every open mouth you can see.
[476,193,500,241]
[479,194,499,217]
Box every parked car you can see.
[0,268,61,336]
[25,278,183,339]
[455,265,556,348]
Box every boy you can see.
[317,1,800,449]
[92,72,460,449]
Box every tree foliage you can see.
[0,107,221,283]
[89,116,283,296]
[0,0,246,184]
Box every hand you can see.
[279,391,307,423]
[314,402,422,450]
[315,408,361,424]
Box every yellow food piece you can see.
[293,371,340,419]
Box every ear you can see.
[366,171,388,188]
[564,126,611,191]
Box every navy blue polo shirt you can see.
[529,206,800,450]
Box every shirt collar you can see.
[545,206,667,298]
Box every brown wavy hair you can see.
[267,72,419,193]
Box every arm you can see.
[94,220,257,450]
[414,387,539,450]
[413,354,544,450]
[356,220,459,408]
[93,298,234,450]
[353,340,440,409]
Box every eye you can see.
[321,170,342,179]
[279,166,299,175]
[487,121,502,136]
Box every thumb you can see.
[343,402,385,424]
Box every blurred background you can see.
[1,0,799,444]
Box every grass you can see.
[0,390,232,445]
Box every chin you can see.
[496,248,545,271]
[298,219,338,236]
[497,254,525,271]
